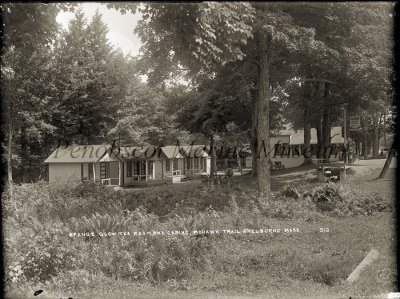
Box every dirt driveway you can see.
[268,157,397,191]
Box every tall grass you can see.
[3,180,394,296]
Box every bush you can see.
[5,218,78,284]
[303,182,392,216]
[3,179,393,293]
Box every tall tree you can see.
[108,79,189,146]
[1,3,75,193]
[113,3,320,196]
[112,2,393,196]
[51,10,131,144]
[282,3,393,161]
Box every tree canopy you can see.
[1,3,394,194]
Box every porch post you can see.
[93,162,96,182]
[118,161,122,186]
[171,159,174,175]
[145,160,148,181]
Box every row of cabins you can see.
[45,145,212,187]
[44,127,345,187]
[220,127,344,169]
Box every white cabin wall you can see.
[48,163,81,183]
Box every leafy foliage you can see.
[108,80,188,145]
[51,10,132,144]
[3,178,394,295]
[134,3,254,84]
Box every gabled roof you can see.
[99,151,124,162]
[120,146,161,160]
[44,144,111,163]
[44,144,214,164]
[180,145,209,158]
[160,146,183,159]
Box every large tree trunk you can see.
[303,82,312,164]
[303,107,311,158]
[235,142,242,172]
[250,141,257,176]
[7,113,14,197]
[316,118,323,159]
[20,126,27,183]
[256,32,271,197]
[379,148,395,178]
[383,110,387,149]
[362,116,368,159]
[209,133,216,179]
[322,107,331,160]
[251,89,258,177]
[324,84,331,141]
[372,114,379,158]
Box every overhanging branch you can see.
[310,101,348,116]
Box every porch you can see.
[183,156,209,175]
[81,153,124,186]
[124,159,157,186]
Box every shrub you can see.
[69,212,132,233]
[4,179,393,293]
[5,218,78,284]
[239,190,316,220]
[279,184,302,199]
[303,182,392,216]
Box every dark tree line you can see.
[2,3,394,198]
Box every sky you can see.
[56,3,142,56]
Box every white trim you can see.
[118,161,122,186]
[145,160,148,181]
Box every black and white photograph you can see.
[1,2,398,298]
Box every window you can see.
[133,160,146,181]
[194,158,199,169]
[133,161,139,181]
[186,158,191,169]
[127,161,132,177]
[148,161,154,179]
[133,161,138,176]
[173,159,178,170]
[166,159,170,171]
[100,162,107,179]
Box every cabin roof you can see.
[161,146,183,159]
[119,146,161,160]
[44,144,111,163]
[180,145,209,158]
